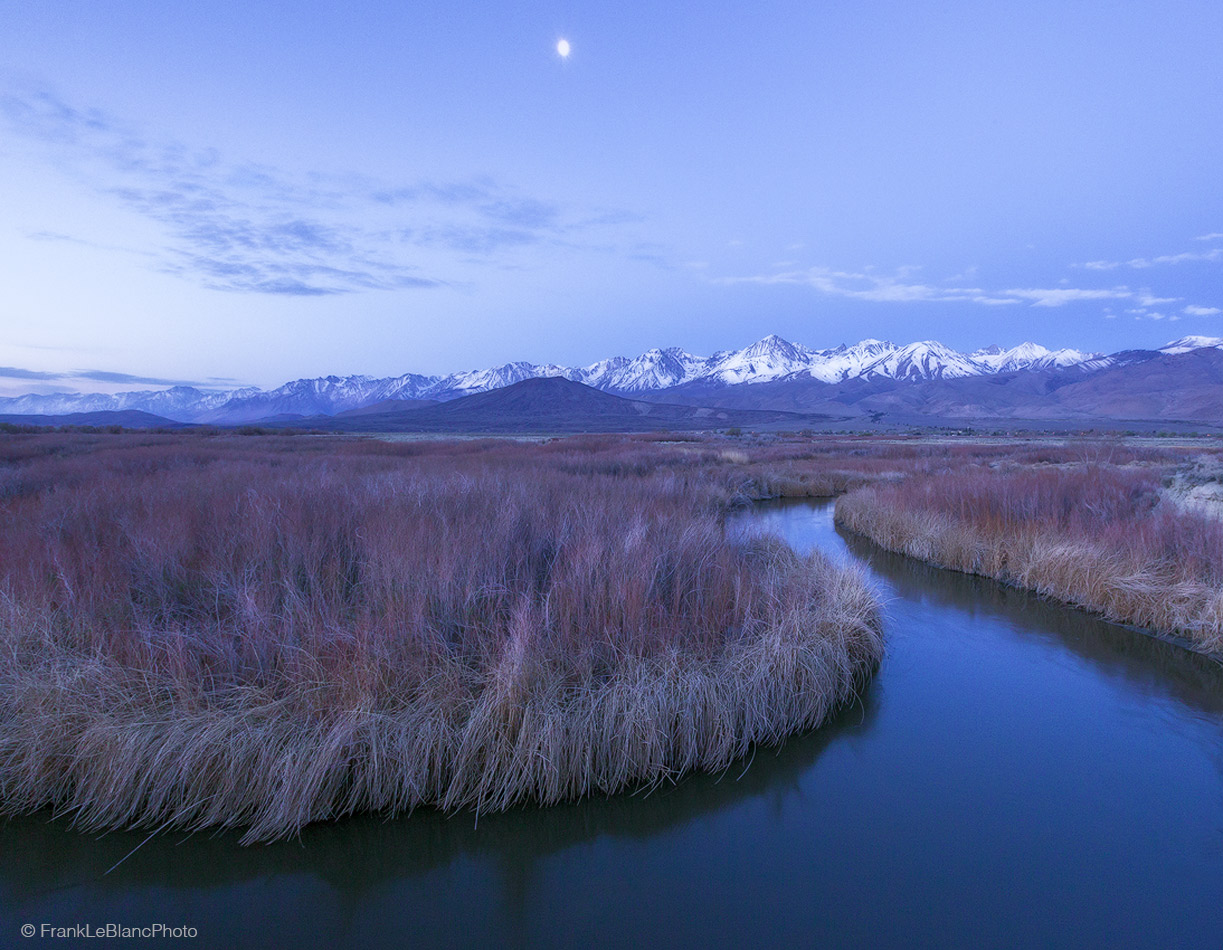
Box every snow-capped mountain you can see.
[195,375,435,423]
[0,334,1206,423]
[435,362,573,399]
[582,347,708,392]
[971,342,1100,373]
[800,339,899,383]
[702,334,820,385]
[0,385,260,419]
[856,341,984,381]
[1159,336,1223,355]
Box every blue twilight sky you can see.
[2,0,1222,393]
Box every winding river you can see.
[2,499,1222,948]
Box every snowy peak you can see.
[441,361,567,396]
[973,341,1051,370]
[585,347,705,392]
[805,339,899,382]
[702,335,816,385]
[739,334,812,363]
[1160,336,1223,355]
[0,384,258,420]
[972,341,1097,373]
[1034,347,1102,370]
[859,340,982,381]
[0,334,1134,423]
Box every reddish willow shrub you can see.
[838,459,1223,648]
[0,433,885,840]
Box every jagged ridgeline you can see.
[4,335,1220,426]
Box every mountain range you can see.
[301,376,812,434]
[3,334,1222,430]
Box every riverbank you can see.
[8,493,1223,949]
[835,462,1223,655]
[0,433,882,842]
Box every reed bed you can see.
[0,433,882,842]
[836,462,1223,652]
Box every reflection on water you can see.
[2,498,1221,949]
[2,689,880,896]
[839,529,1223,717]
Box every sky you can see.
[2,0,1222,394]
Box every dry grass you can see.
[0,433,882,842]
[836,461,1223,653]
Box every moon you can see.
[556,38,571,58]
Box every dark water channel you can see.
[3,499,1222,948]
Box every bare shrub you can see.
[837,461,1223,652]
[0,433,882,841]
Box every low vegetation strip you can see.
[835,464,1223,653]
[0,434,882,842]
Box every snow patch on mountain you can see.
[1159,336,1223,355]
[0,334,1137,423]
[799,339,899,383]
[582,347,707,392]
[858,341,983,381]
[972,342,1101,373]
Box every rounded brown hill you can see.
[298,376,816,433]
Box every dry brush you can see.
[836,462,1223,653]
[0,434,882,842]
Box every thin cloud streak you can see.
[2,87,635,296]
[718,265,1145,308]
[0,365,219,387]
[1000,287,1135,307]
[0,367,62,381]
[718,255,1223,320]
[1081,247,1223,270]
[718,266,1020,305]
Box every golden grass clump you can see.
[836,462,1223,653]
[0,434,882,842]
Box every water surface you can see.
[3,499,1221,948]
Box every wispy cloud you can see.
[396,225,541,256]
[718,265,1020,305]
[718,265,1149,308]
[718,252,1223,324]
[26,230,85,243]
[999,287,1134,307]
[2,87,633,295]
[0,367,62,381]
[1134,292,1178,306]
[0,366,215,387]
[1125,309,1179,322]
[74,369,214,386]
[1080,246,1223,270]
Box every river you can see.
[2,498,1221,948]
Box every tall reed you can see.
[836,463,1223,652]
[0,434,882,841]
